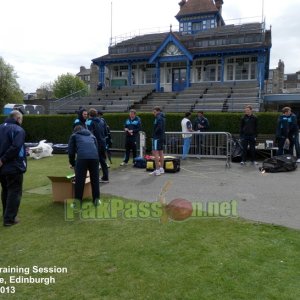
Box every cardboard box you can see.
[48,175,92,203]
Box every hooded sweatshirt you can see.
[68,129,99,167]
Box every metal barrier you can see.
[110,131,146,157]
[164,132,232,167]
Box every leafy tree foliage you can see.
[52,73,88,99]
[0,57,23,110]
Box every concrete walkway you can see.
[101,158,300,230]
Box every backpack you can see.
[260,154,297,173]
[133,156,147,168]
[231,137,243,162]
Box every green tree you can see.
[0,57,23,110]
[52,73,88,99]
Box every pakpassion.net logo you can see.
[65,198,238,222]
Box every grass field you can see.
[0,155,300,300]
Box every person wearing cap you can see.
[120,109,142,166]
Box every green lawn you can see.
[0,155,299,300]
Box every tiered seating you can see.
[136,92,177,111]
[50,85,154,114]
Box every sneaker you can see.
[297,159,300,163]
[99,178,109,183]
[120,162,128,166]
[159,168,165,174]
[240,161,246,165]
[93,199,101,206]
[149,170,161,176]
[251,161,259,166]
[4,218,19,227]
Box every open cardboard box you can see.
[48,175,92,203]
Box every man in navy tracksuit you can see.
[86,108,109,183]
[276,106,299,158]
[120,109,141,166]
[68,125,100,206]
[240,105,258,165]
[0,110,27,226]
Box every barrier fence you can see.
[164,132,232,167]
[110,131,232,167]
[110,131,146,157]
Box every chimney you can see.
[215,0,224,14]
[80,66,86,73]
[178,0,186,8]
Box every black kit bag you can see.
[260,154,297,173]
[133,157,147,168]
[231,137,243,162]
[52,144,69,154]
[163,156,180,173]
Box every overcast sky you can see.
[1,0,300,93]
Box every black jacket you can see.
[240,114,258,137]
[86,117,107,148]
[73,108,87,128]
[0,118,27,175]
[68,129,99,167]
[193,116,209,131]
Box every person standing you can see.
[73,108,88,128]
[120,109,141,166]
[86,108,109,183]
[68,125,100,206]
[276,107,299,159]
[181,112,193,160]
[0,110,27,226]
[150,106,166,176]
[193,111,209,156]
[240,105,258,165]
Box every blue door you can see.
[172,69,186,92]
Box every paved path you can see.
[101,159,300,230]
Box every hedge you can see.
[0,112,280,146]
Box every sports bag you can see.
[146,156,180,173]
[231,137,243,162]
[164,156,180,173]
[133,156,147,168]
[52,144,69,154]
[260,154,297,173]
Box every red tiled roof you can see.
[176,0,218,17]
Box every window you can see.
[297,74,300,80]
[145,69,156,84]
[197,67,202,81]
[227,65,234,81]
[236,63,249,80]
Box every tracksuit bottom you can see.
[0,173,23,224]
[75,159,99,203]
